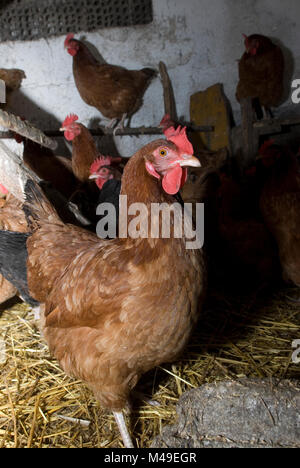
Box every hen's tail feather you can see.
[23,180,61,232]
[0,230,39,307]
[141,68,157,80]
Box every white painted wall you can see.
[0,0,300,157]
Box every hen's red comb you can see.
[159,114,172,127]
[90,155,120,174]
[166,126,194,155]
[64,33,75,48]
[243,33,250,49]
[163,125,177,139]
[0,183,8,195]
[259,139,276,155]
[62,114,78,128]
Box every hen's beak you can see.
[89,174,99,180]
[176,155,201,168]
[59,127,65,132]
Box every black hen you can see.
[0,230,38,307]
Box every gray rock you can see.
[151,378,300,448]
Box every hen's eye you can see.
[159,149,168,157]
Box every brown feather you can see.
[22,139,78,199]
[236,34,284,107]
[71,123,99,182]
[259,147,300,286]
[25,140,206,411]
[71,40,156,120]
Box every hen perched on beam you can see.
[64,34,157,131]
[236,34,284,119]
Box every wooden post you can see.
[0,109,58,150]
[159,61,178,122]
[240,98,259,166]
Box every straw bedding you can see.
[0,284,299,448]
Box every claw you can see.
[105,118,118,130]
[113,113,127,136]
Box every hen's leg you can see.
[105,118,118,129]
[113,113,127,136]
[113,411,134,448]
[262,106,273,119]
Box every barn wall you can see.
[0,0,299,156]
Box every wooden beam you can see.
[0,125,214,140]
[159,61,178,121]
[240,98,259,165]
[0,109,58,150]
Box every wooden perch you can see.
[0,125,214,140]
[0,109,58,150]
[159,61,178,121]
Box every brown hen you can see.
[258,141,300,286]
[14,131,78,200]
[217,171,280,289]
[0,68,26,109]
[64,34,156,128]
[236,34,284,116]
[24,129,205,447]
[60,113,100,183]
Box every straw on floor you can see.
[0,285,299,448]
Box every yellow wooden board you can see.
[190,83,231,152]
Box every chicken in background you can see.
[60,114,125,224]
[60,113,100,183]
[216,168,280,290]
[180,147,228,204]
[89,156,124,238]
[0,128,205,447]
[158,114,178,135]
[14,129,78,200]
[0,68,26,110]
[236,34,284,118]
[90,156,123,186]
[257,140,300,288]
[64,34,156,131]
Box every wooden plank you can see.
[0,109,57,150]
[190,83,231,152]
[159,61,178,122]
[0,126,214,139]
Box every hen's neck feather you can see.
[121,148,173,207]
[72,124,98,181]
[73,40,106,66]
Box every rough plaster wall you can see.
[0,0,300,157]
